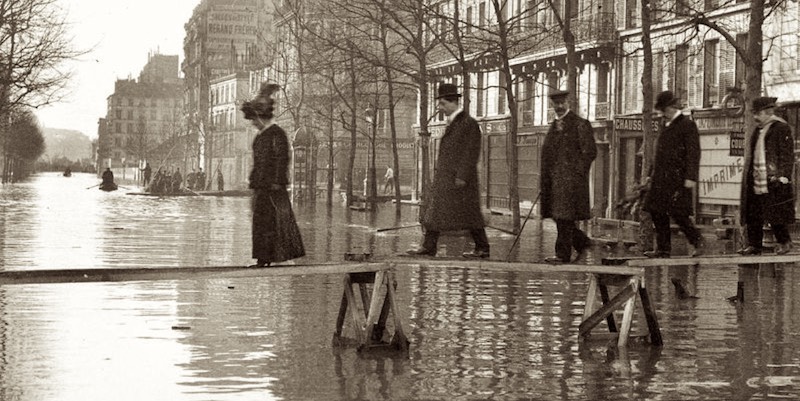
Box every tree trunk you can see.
[639,0,655,250]
[417,65,431,222]
[562,2,578,111]
[743,0,764,138]
[346,53,358,207]
[327,96,335,206]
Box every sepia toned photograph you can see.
[2,0,800,399]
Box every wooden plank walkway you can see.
[0,258,661,350]
[603,253,800,267]
[0,263,393,286]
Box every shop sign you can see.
[729,130,745,156]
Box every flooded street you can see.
[1,173,800,400]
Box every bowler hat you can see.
[654,91,681,111]
[752,96,777,113]
[548,89,569,101]
[435,83,462,99]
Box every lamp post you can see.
[365,105,378,208]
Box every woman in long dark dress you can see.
[242,83,305,267]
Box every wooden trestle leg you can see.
[332,269,409,353]
[580,273,663,348]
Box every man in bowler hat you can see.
[738,96,795,255]
[642,91,704,258]
[407,83,490,258]
[540,90,597,263]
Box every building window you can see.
[479,1,486,27]
[127,98,133,106]
[115,122,121,133]
[127,123,134,133]
[673,44,689,105]
[703,39,719,107]
[466,6,473,33]
[127,110,133,119]
[115,110,122,119]
[522,76,534,126]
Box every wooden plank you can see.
[617,279,639,347]
[578,284,637,339]
[598,283,618,333]
[605,253,800,267]
[386,271,409,352]
[343,275,367,344]
[358,283,371,318]
[381,258,645,276]
[0,263,393,286]
[334,291,348,338]
[638,283,663,346]
[364,271,389,345]
[582,274,599,322]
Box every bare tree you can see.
[1,0,83,182]
[3,107,45,182]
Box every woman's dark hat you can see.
[752,96,777,113]
[435,83,461,99]
[242,83,279,120]
[548,89,569,101]
[654,90,681,111]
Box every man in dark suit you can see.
[407,83,489,258]
[540,90,597,263]
[738,96,795,255]
[642,91,705,258]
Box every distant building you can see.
[99,52,184,172]
[208,72,252,190]
[182,0,273,175]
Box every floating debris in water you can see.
[171,325,191,330]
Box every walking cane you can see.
[505,192,542,262]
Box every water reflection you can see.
[1,174,800,400]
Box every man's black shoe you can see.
[573,245,590,262]
[406,247,436,257]
[737,246,762,255]
[462,249,490,259]
[544,256,567,264]
[643,250,670,258]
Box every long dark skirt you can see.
[252,188,305,263]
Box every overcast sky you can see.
[36,0,199,139]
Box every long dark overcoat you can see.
[423,111,485,232]
[643,114,700,216]
[250,124,305,263]
[540,111,597,220]
[740,118,795,224]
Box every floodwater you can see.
[0,173,799,401]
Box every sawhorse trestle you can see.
[580,273,663,347]
[332,269,409,353]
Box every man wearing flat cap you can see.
[407,83,490,258]
[641,90,705,258]
[540,89,597,263]
[739,96,795,255]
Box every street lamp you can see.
[365,105,378,207]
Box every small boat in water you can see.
[99,182,118,191]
